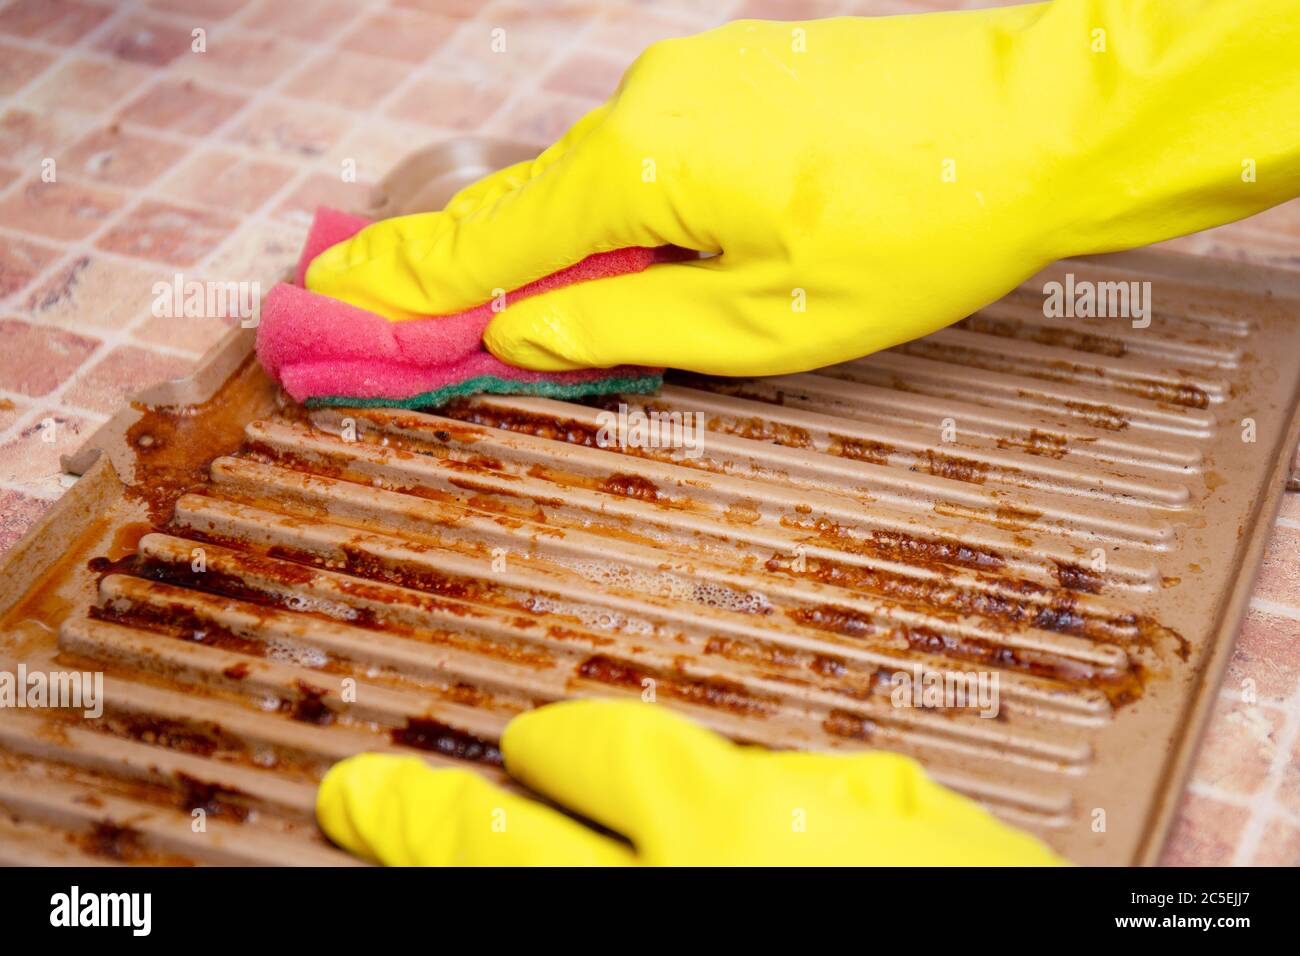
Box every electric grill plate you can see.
[1,143,1297,866]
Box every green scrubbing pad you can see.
[305,371,664,410]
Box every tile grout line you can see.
[0,1,161,427]
[0,1,383,423]
[1231,676,1300,864]
[1250,595,1300,622]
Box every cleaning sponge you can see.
[256,207,680,408]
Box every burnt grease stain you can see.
[708,415,811,448]
[122,355,273,523]
[222,661,252,680]
[123,536,555,669]
[959,316,1128,358]
[781,515,1005,572]
[1053,560,1104,595]
[391,717,503,766]
[786,602,1167,708]
[830,435,895,465]
[766,552,1106,638]
[286,680,332,725]
[83,821,147,862]
[602,472,661,501]
[101,711,247,759]
[576,654,775,717]
[443,400,603,447]
[175,772,250,822]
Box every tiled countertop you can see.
[0,0,1296,866]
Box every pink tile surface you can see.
[0,318,100,397]
[63,124,188,186]
[93,11,195,67]
[0,237,63,298]
[0,107,88,166]
[0,409,95,485]
[61,343,196,413]
[26,254,165,331]
[224,97,352,158]
[1159,793,1250,867]
[156,148,296,212]
[173,29,312,89]
[385,73,512,131]
[282,52,409,111]
[0,0,111,45]
[95,199,238,265]
[338,8,457,63]
[0,0,1296,868]
[23,57,152,114]
[0,177,125,240]
[118,78,248,134]
[0,40,56,96]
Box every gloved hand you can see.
[305,0,1300,376]
[316,700,1065,866]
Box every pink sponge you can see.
[256,207,682,407]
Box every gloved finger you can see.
[316,753,635,866]
[499,699,743,852]
[305,100,697,321]
[303,102,607,320]
[441,102,612,221]
[763,750,1066,866]
[483,256,842,374]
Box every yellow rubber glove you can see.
[305,0,1300,376]
[316,700,1065,866]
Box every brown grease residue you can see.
[997,429,1068,459]
[932,500,1043,533]
[176,772,250,821]
[829,434,894,465]
[576,654,775,716]
[101,711,248,759]
[960,315,1128,357]
[665,371,789,406]
[602,472,660,501]
[286,679,332,725]
[108,522,152,559]
[122,355,274,523]
[390,717,503,766]
[724,498,762,524]
[710,415,811,449]
[1053,561,1104,594]
[767,552,1116,639]
[89,597,267,659]
[787,601,1160,707]
[1129,378,1210,410]
[83,821,148,862]
[133,545,558,669]
[781,514,1004,572]
[222,661,251,680]
[918,450,990,484]
[1061,399,1130,431]
[822,708,875,741]
[442,400,602,447]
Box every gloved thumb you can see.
[316,754,635,866]
[305,102,696,323]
